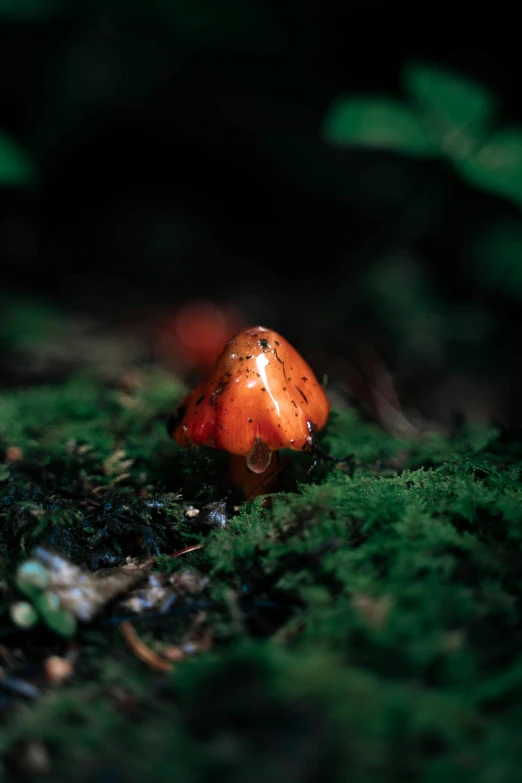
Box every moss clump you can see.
[2,346,522,781]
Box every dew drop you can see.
[246,438,272,474]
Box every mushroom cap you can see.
[171,326,330,456]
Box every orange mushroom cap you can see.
[170,326,330,473]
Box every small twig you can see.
[120,621,173,673]
[142,543,205,569]
[168,544,204,559]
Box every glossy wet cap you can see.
[171,326,330,471]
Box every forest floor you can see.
[1,297,522,783]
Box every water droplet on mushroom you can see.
[246,438,272,474]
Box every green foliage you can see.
[323,60,522,210]
[33,591,77,637]
[322,97,435,156]
[0,129,36,188]
[456,127,522,204]
[14,560,76,636]
[403,60,496,138]
[0,366,192,575]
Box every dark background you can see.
[1,1,521,429]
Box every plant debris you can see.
[120,622,174,674]
[16,547,149,623]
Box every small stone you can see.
[44,655,74,685]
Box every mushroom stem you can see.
[245,438,272,474]
[229,452,287,500]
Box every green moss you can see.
[2,344,522,781]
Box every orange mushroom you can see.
[168,326,331,498]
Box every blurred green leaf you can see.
[0,129,36,188]
[322,97,437,157]
[16,560,51,594]
[471,219,522,297]
[456,127,522,205]
[35,592,77,638]
[403,61,496,139]
[0,0,62,19]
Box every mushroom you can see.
[168,326,330,498]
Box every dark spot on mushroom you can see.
[261,387,266,392]
[195,395,204,406]
[259,338,270,350]
[275,340,280,346]
[283,386,287,391]
[209,382,226,407]
[273,345,286,369]
[296,385,308,404]
[292,400,297,408]
[246,354,252,359]
[248,418,253,423]
[301,376,308,382]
